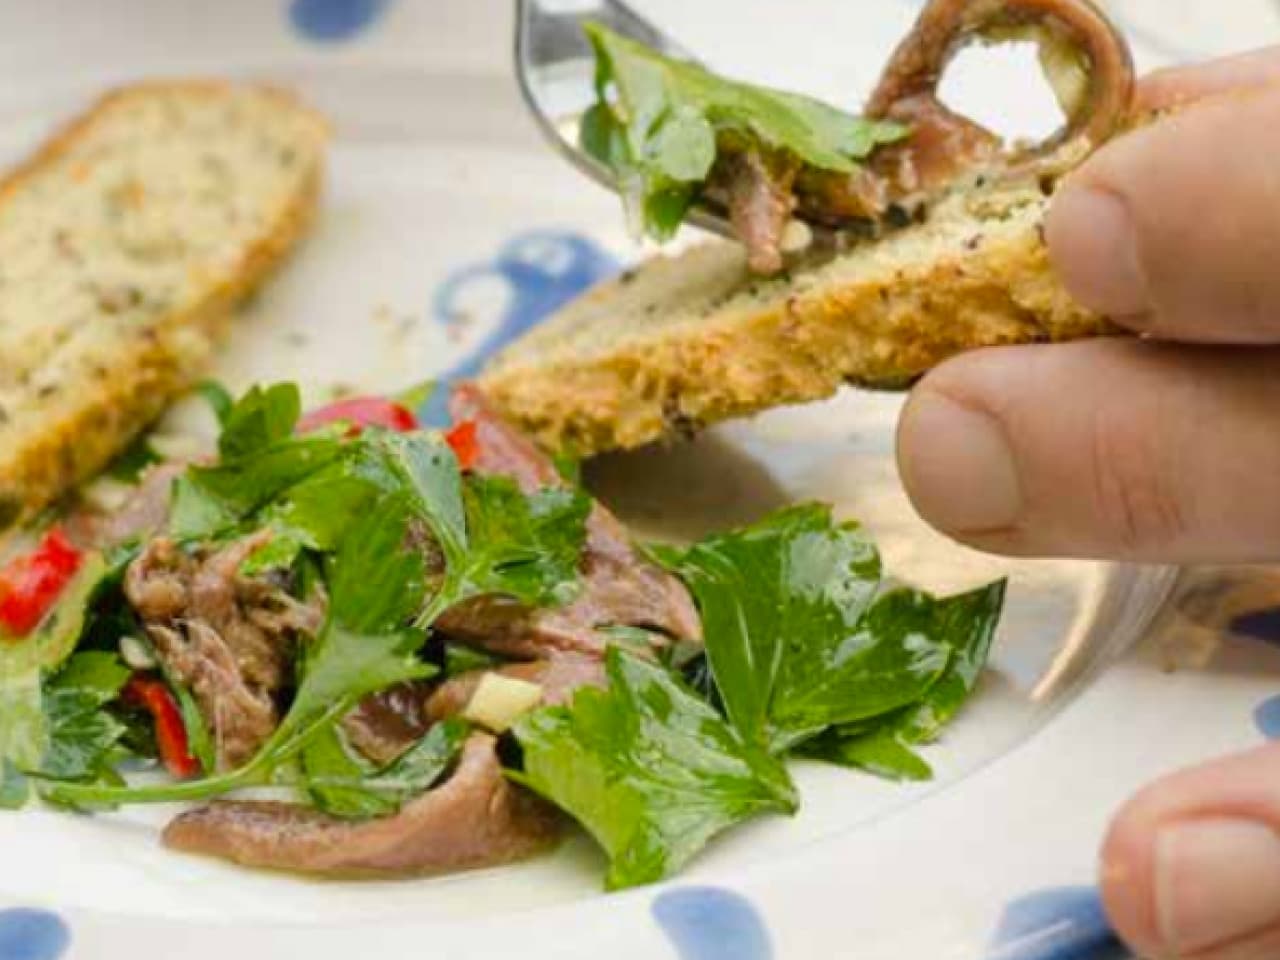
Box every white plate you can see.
[1,3,1278,959]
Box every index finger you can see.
[1047,86,1280,344]
[1136,45,1280,112]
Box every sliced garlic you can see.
[463,673,544,733]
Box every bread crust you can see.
[0,82,327,526]
[479,188,1114,455]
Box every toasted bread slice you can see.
[478,182,1113,455]
[0,81,327,527]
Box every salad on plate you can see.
[0,380,1003,890]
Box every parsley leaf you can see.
[769,587,953,745]
[657,506,1003,760]
[38,652,130,782]
[444,644,500,677]
[369,431,466,563]
[195,380,235,427]
[304,718,468,820]
[457,476,591,608]
[218,383,302,459]
[583,22,908,240]
[514,648,797,890]
[801,581,1006,781]
[893,580,1006,744]
[654,504,879,748]
[369,432,590,621]
[173,436,345,539]
[803,725,934,783]
[287,491,433,734]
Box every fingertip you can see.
[896,366,1024,541]
[1136,46,1280,112]
[1099,745,1280,958]
[1099,782,1165,957]
[1045,178,1150,321]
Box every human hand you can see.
[896,47,1280,959]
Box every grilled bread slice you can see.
[478,182,1113,456]
[0,81,327,527]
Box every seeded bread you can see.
[478,183,1114,455]
[0,81,327,526]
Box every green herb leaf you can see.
[169,474,237,540]
[649,106,717,182]
[236,532,307,577]
[655,504,880,748]
[799,580,1006,783]
[302,725,394,819]
[370,431,466,564]
[325,492,426,633]
[443,644,500,677]
[894,580,1006,744]
[304,718,468,820]
[171,681,216,775]
[281,490,435,756]
[583,22,908,240]
[514,648,797,890]
[218,383,302,459]
[50,651,130,698]
[178,436,345,531]
[195,380,235,427]
[457,475,591,608]
[769,587,953,744]
[659,506,1002,756]
[38,652,130,782]
[802,724,933,782]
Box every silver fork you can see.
[513,0,736,239]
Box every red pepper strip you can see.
[295,396,419,437]
[123,677,201,780]
[445,420,479,470]
[0,527,84,639]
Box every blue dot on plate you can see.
[0,909,70,960]
[289,0,391,42]
[988,887,1124,960]
[1254,695,1280,740]
[420,230,618,426]
[1232,607,1280,645]
[652,886,772,960]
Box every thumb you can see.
[895,339,1280,562]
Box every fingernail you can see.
[898,390,1022,534]
[1047,185,1148,317]
[1155,818,1280,954]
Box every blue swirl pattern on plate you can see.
[652,887,772,960]
[988,887,1125,960]
[289,0,391,42]
[0,909,70,960]
[421,231,617,425]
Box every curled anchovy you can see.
[713,0,1135,273]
